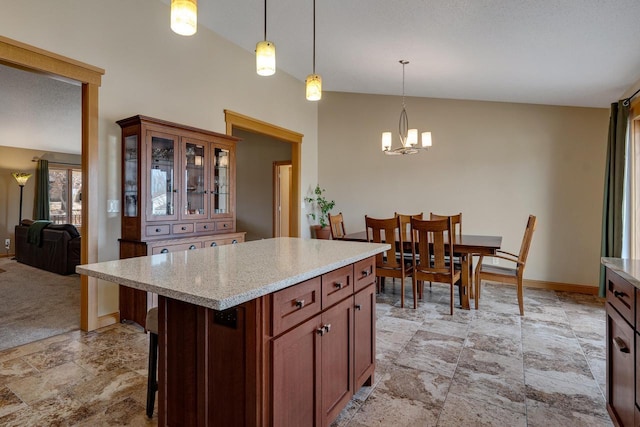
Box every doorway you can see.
[274,161,292,237]
[0,36,104,331]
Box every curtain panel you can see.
[34,159,50,220]
[600,101,629,296]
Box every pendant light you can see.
[171,0,197,36]
[256,0,276,76]
[305,0,321,101]
[382,60,432,155]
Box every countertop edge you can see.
[601,257,640,288]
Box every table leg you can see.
[460,253,471,310]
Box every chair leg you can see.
[146,332,158,418]
[412,276,418,309]
[400,276,405,308]
[517,278,524,316]
[449,282,454,315]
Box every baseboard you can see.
[0,253,14,258]
[97,311,120,329]
[523,279,599,295]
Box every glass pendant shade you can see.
[382,132,392,151]
[407,129,418,146]
[12,172,32,186]
[256,41,276,76]
[171,0,197,36]
[306,74,322,101]
[421,132,433,147]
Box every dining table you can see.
[339,231,502,310]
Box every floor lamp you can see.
[12,172,32,225]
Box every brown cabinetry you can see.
[117,115,244,327]
[605,267,637,427]
[158,256,377,426]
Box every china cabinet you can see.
[117,115,244,327]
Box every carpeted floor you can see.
[0,258,80,351]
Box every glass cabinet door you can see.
[148,133,177,220]
[212,147,230,216]
[183,140,207,218]
[123,135,138,217]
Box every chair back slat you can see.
[518,214,537,265]
[410,217,453,275]
[328,212,346,239]
[430,212,462,241]
[395,212,423,242]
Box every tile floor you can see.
[0,281,611,426]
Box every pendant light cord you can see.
[264,0,267,40]
[312,0,316,74]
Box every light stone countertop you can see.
[601,257,640,288]
[77,237,390,311]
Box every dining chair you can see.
[474,214,537,316]
[395,212,424,242]
[365,215,412,308]
[410,217,461,313]
[428,212,463,291]
[328,212,346,239]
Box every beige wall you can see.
[235,129,292,241]
[0,146,80,253]
[2,0,318,315]
[318,92,609,287]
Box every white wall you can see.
[318,92,609,287]
[2,0,318,314]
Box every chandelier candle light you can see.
[382,60,432,155]
[256,0,276,76]
[171,0,197,36]
[306,0,322,101]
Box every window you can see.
[49,167,82,228]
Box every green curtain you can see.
[34,159,50,220]
[599,101,629,297]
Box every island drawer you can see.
[606,268,635,325]
[272,277,321,336]
[354,257,375,292]
[322,265,354,309]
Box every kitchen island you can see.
[77,237,389,426]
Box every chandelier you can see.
[382,60,432,155]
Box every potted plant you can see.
[304,185,335,239]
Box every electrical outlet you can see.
[4,238,9,249]
[492,257,499,265]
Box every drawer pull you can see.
[181,226,187,231]
[189,245,197,250]
[210,242,217,247]
[334,282,343,290]
[613,336,630,353]
[160,248,169,254]
[295,299,305,309]
[613,290,627,299]
[223,223,228,228]
[362,269,370,277]
[355,304,362,311]
[155,228,161,233]
[203,225,209,229]
[232,240,238,244]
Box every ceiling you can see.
[180,0,640,108]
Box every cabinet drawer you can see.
[322,265,354,309]
[607,303,634,427]
[354,257,375,293]
[151,242,202,254]
[146,224,170,236]
[272,277,321,337]
[196,222,216,233]
[203,236,242,248]
[173,223,195,234]
[216,220,234,231]
[606,268,635,324]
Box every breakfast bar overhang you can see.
[77,237,389,426]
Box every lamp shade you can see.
[171,0,197,36]
[382,132,392,151]
[407,129,418,147]
[256,40,276,76]
[306,74,322,101]
[12,172,32,186]
[421,132,432,147]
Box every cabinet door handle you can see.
[316,327,325,336]
[355,304,362,311]
[362,269,370,277]
[295,299,305,309]
[323,324,331,334]
[232,240,238,244]
[334,282,343,290]
[613,336,630,353]
[613,290,627,299]
[160,248,169,254]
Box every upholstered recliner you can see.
[14,220,81,275]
